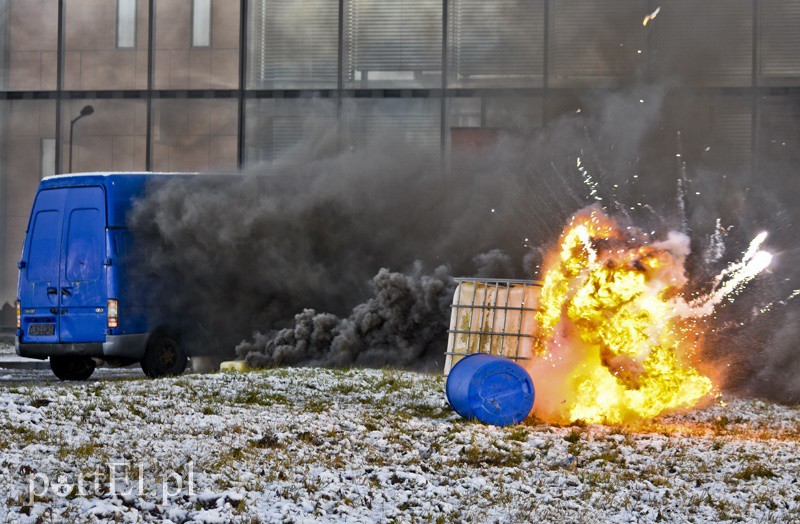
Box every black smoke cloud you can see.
[237,264,454,370]
[127,2,800,401]
[126,88,800,401]
[126,117,596,370]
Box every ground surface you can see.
[1,367,799,523]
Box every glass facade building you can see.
[1,0,800,323]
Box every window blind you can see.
[654,0,752,87]
[248,0,339,88]
[549,0,645,86]
[448,0,544,87]
[759,0,800,83]
[343,0,442,85]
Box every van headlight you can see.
[107,299,118,328]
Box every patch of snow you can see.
[0,368,798,522]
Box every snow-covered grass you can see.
[1,367,799,523]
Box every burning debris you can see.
[528,207,772,424]
[441,207,774,426]
[642,6,661,27]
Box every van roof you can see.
[41,171,203,182]
[39,172,219,190]
[36,172,212,228]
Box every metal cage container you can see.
[443,278,542,377]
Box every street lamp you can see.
[68,105,94,173]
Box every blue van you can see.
[15,173,187,380]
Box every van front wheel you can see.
[50,356,96,381]
[140,333,187,378]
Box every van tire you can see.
[140,332,187,378]
[50,356,96,381]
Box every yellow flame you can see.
[531,209,716,424]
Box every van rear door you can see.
[58,186,108,343]
[19,185,107,345]
[19,189,68,344]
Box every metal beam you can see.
[0,0,8,90]
[337,0,345,151]
[440,0,448,156]
[237,0,248,170]
[3,86,800,102]
[542,0,550,126]
[146,0,154,171]
[54,0,64,174]
[751,0,759,178]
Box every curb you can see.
[0,359,51,370]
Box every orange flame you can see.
[528,208,725,424]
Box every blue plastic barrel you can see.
[446,353,535,427]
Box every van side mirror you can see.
[17,261,25,269]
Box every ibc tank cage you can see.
[444,278,542,377]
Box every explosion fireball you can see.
[529,208,772,424]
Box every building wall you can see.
[5,1,58,90]
[63,0,149,90]
[154,0,239,89]
[1,0,800,319]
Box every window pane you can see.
[448,0,544,88]
[117,0,136,47]
[484,96,543,131]
[245,98,337,165]
[40,138,56,179]
[152,99,238,172]
[343,0,442,88]
[759,1,800,87]
[248,0,339,89]
[654,0,752,87]
[66,208,104,282]
[446,96,542,152]
[549,0,645,87]
[65,0,148,90]
[60,99,147,173]
[192,0,211,47]
[650,93,752,172]
[759,95,800,165]
[155,0,239,88]
[448,97,481,129]
[117,0,137,48]
[27,210,60,283]
[342,98,441,153]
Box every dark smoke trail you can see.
[127,122,595,366]
[127,86,800,401]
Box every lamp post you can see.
[68,105,94,173]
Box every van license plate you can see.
[28,324,55,336]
